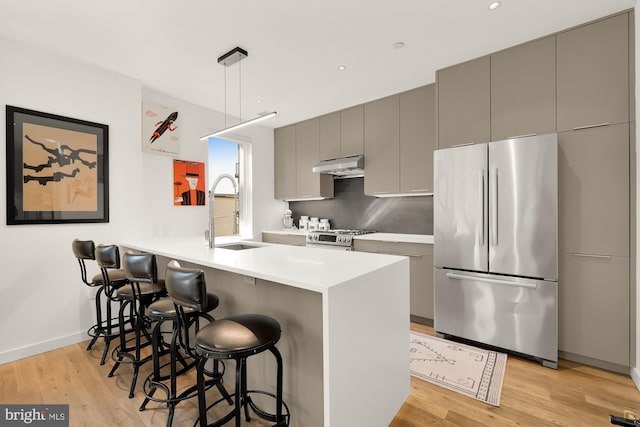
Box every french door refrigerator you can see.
[433,133,558,368]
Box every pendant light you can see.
[200,47,277,140]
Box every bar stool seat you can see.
[195,314,289,427]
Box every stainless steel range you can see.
[306,229,375,250]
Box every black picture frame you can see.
[5,105,109,224]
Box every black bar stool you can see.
[72,238,128,365]
[96,246,167,398]
[139,260,231,427]
[193,314,289,426]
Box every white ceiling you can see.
[0,1,636,129]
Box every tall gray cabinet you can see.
[435,10,635,371]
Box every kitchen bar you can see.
[120,235,410,427]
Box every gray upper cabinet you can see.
[295,118,334,199]
[558,123,629,257]
[340,105,364,157]
[491,36,556,141]
[437,56,490,148]
[557,13,629,131]
[274,120,333,200]
[364,95,400,195]
[274,125,296,200]
[400,84,436,193]
[319,112,341,161]
[630,12,635,122]
[319,105,364,161]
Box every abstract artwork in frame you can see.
[141,101,180,156]
[5,105,109,224]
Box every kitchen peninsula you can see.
[120,236,410,427]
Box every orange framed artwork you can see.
[173,159,206,206]
[5,106,109,224]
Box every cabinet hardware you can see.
[572,253,612,259]
[396,253,423,258]
[446,272,537,289]
[572,122,611,131]
[373,191,389,194]
[411,189,430,192]
[452,142,475,148]
[507,133,537,139]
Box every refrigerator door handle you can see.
[491,168,499,246]
[478,170,484,246]
[446,272,538,289]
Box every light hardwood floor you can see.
[1,322,640,426]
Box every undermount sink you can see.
[215,243,264,251]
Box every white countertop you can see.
[120,235,405,294]
[262,230,433,244]
[354,233,433,244]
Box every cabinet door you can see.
[437,56,490,148]
[319,112,341,161]
[557,14,629,131]
[558,123,629,256]
[340,105,364,157]
[400,84,436,193]
[559,252,629,366]
[353,240,434,320]
[274,125,296,199]
[295,118,334,199]
[491,36,556,141]
[364,95,400,195]
[262,232,306,246]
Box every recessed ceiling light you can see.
[337,65,346,71]
[488,1,501,10]
[256,99,263,104]
[393,41,405,50]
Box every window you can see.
[207,137,251,237]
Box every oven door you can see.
[305,242,352,251]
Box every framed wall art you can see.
[141,101,180,156]
[5,105,109,224]
[173,159,206,206]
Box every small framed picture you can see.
[5,105,109,224]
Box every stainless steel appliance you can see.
[433,133,558,368]
[306,229,374,250]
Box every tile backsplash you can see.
[288,177,433,234]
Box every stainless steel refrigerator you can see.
[433,134,558,368]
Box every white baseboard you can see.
[0,331,88,365]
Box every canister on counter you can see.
[299,215,309,232]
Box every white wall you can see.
[0,36,285,363]
[634,3,640,389]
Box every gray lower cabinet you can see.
[559,252,629,367]
[556,13,629,131]
[262,232,306,247]
[436,56,490,149]
[490,36,556,141]
[353,239,433,321]
[558,123,629,256]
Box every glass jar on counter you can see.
[299,216,309,232]
[319,218,330,231]
[308,217,319,231]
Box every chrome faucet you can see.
[208,173,238,249]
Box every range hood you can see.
[312,155,364,178]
